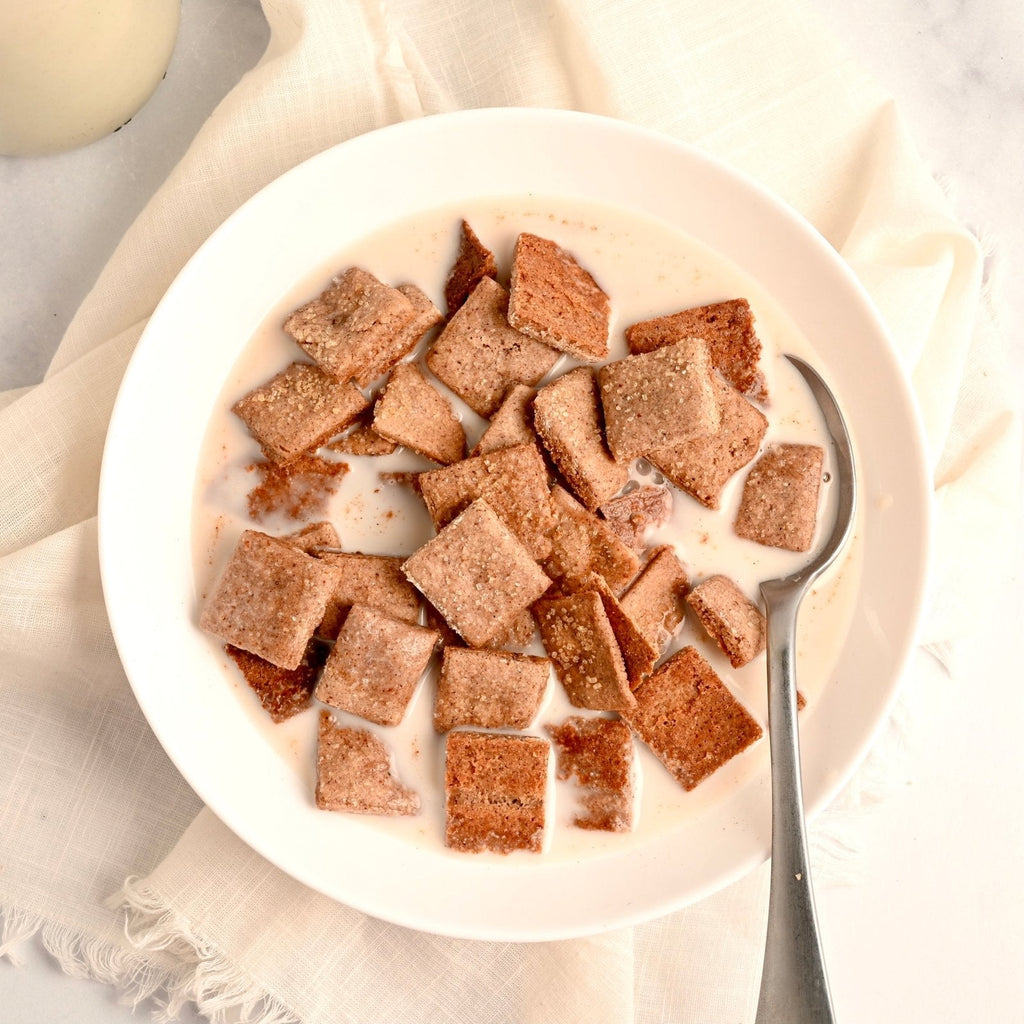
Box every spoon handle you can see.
[755,580,837,1024]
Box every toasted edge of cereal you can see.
[597,485,672,553]
[619,544,690,653]
[470,383,538,457]
[686,575,766,668]
[225,643,321,722]
[582,572,660,686]
[444,219,498,316]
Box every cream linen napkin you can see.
[1,1,1019,1022]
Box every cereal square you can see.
[623,646,762,791]
[232,362,369,464]
[686,575,766,668]
[327,415,399,456]
[315,711,419,815]
[734,443,824,552]
[533,366,628,510]
[315,605,439,726]
[372,362,466,465]
[470,383,537,457]
[433,647,550,732]
[444,219,498,316]
[199,530,342,670]
[619,545,690,652]
[225,643,321,722]
[597,338,721,461]
[445,731,549,853]
[283,520,341,553]
[597,485,672,553]
[402,499,552,649]
[426,276,560,417]
[507,232,610,361]
[583,572,660,686]
[314,551,421,640]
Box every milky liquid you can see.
[192,195,863,861]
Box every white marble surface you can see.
[2,1,1022,1022]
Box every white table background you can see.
[2,1,1022,1021]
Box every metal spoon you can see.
[754,354,857,1024]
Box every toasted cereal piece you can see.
[232,362,369,464]
[372,362,466,465]
[597,338,721,461]
[625,298,766,401]
[433,647,551,732]
[402,499,552,649]
[315,711,419,814]
[544,485,640,597]
[314,551,421,640]
[597,485,672,553]
[470,383,537,457]
[619,545,690,652]
[326,415,399,456]
[648,377,768,509]
[534,590,635,712]
[583,572,660,686]
[426,277,560,418]
[417,442,555,562]
[546,716,634,831]
[734,443,824,552]
[444,731,549,853]
[283,520,341,553]
[686,575,766,668]
[444,219,499,316]
[199,530,342,670]
[533,366,628,510]
[623,646,762,791]
[507,233,610,361]
[315,605,438,726]
[225,643,322,722]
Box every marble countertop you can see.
[3,1,1022,1022]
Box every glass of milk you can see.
[0,0,181,156]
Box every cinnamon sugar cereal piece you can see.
[544,485,640,597]
[533,366,628,510]
[314,551,421,641]
[623,646,762,791]
[444,219,499,316]
[534,590,635,712]
[225,643,322,722]
[315,711,419,815]
[315,605,439,726]
[597,338,720,462]
[283,520,341,553]
[444,731,549,853]
[426,277,560,417]
[507,232,610,361]
[597,485,672,553]
[402,499,552,649]
[327,416,398,456]
[372,362,466,465]
[583,572,660,686]
[619,545,690,652]
[546,716,634,832]
[648,376,768,509]
[734,443,824,552]
[686,575,766,668]
[626,298,766,401]
[199,530,342,670]
[433,647,551,732]
[470,383,537,457]
[232,362,370,464]
[417,443,555,562]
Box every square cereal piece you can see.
[372,362,466,465]
[225,643,322,722]
[314,551,421,641]
[686,575,766,668]
[598,485,672,553]
[326,414,399,456]
[625,298,766,401]
[232,362,369,464]
[470,383,537,457]
[534,590,635,712]
[315,605,439,726]
[433,647,550,732]
[623,646,762,791]
[426,276,560,417]
[283,520,341,553]
[402,499,552,649]
[533,366,629,510]
[418,442,555,562]
[546,716,634,832]
[544,485,640,596]
[283,267,419,384]
[619,545,690,652]
[597,338,721,461]
[316,711,419,815]
[444,219,498,316]
[507,232,610,361]
[445,731,549,853]
[734,443,825,552]
[199,530,342,670]
[648,376,768,509]
[583,572,660,686]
